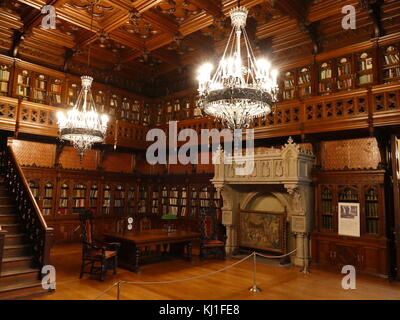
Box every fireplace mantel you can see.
[211,137,315,267]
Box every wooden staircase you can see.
[0,180,47,299]
[0,179,50,299]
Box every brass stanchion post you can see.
[249,252,261,293]
[117,281,121,300]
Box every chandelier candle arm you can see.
[197,5,279,129]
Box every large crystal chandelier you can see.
[57,76,109,158]
[57,3,108,159]
[197,3,279,129]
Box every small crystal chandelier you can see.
[197,2,279,129]
[57,76,109,158]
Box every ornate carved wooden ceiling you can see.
[0,0,399,96]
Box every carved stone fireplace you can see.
[212,138,315,267]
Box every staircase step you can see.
[3,244,31,258]
[0,205,16,214]
[0,197,15,205]
[0,279,50,300]
[4,234,27,246]
[1,223,24,234]
[2,255,33,269]
[0,214,18,224]
[0,267,39,283]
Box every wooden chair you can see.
[140,217,151,231]
[199,207,226,260]
[79,210,120,281]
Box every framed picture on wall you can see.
[338,202,360,237]
[238,209,286,254]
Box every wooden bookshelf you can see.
[138,185,147,214]
[58,183,69,215]
[33,73,48,104]
[169,186,179,216]
[109,93,119,118]
[319,61,334,95]
[382,45,400,83]
[313,170,387,277]
[155,103,164,125]
[321,186,333,231]
[365,186,379,235]
[94,89,107,113]
[127,186,136,215]
[89,184,99,214]
[161,186,168,215]
[16,69,31,100]
[337,56,353,91]
[72,183,86,213]
[49,77,63,107]
[132,100,141,124]
[151,185,159,214]
[102,185,111,215]
[29,180,40,202]
[142,103,150,126]
[114,185,125,215]
[190,187,198,217]
[121,97,130,121]
[67,81,79,108]
[282,71,295,100]
[357,52,374,87]
[42,182,54,216]
[181,187,187,217]
[0,64,11,96]
[298,67,312,98]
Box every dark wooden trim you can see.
[0,229,7,276]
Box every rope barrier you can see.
[255,248,297,259]
[93,248,299,300]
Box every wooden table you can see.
[103,229,200,273]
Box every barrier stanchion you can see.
[117,281,121,300]
[249,253,261,293]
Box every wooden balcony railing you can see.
[0,144,54,271]
[0,82,400,147]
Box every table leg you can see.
[134,248,141,273]
[187,242,193,262]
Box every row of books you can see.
[320,68,332,80]
[337,79,353,90]
[33,89,47,101]
[384,53,399,65]
[366,219,379,234]
[0,69,10,81]
[42,208,52,216]
[384,68,400,79]
[17,86,30,97]
[284,79,295,88]
[73,199,85,208]
[283,89,295,100]
[359,58,373,71]
[339,191,358,201]
[73,189,86,198]
[321,200,333,214]
[0,82,8,92]
[49,94,62,104]
[319,83,332,92]
[322,215,333,230]
[17,74,30,85]
[50,83,62,93]
[337,63,352,76]
[300,86,312,96]
[365,203,379,217]
[43,199,52,208]
[359,74,373,85]
[35,79,47,90]
[298,74,311,85]
[59,198,68,208]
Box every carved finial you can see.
[287,136,294,144]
